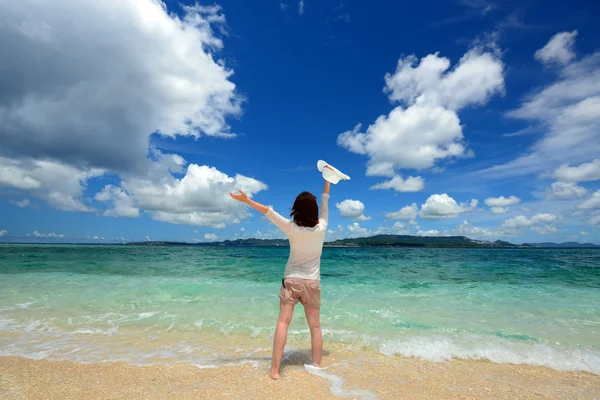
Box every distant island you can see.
[126,235,600,248]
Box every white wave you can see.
[379,334,600,375]
[69,327,118,336]
[138,312,158,319]
[304,364,376,400]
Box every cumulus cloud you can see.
[453,220,499,239]
[0,157,102,212]
[0,0,256,228]
[531,225,558,235]
[385,203,418,220]
[97,162,268,227]
[326,224,345,241]
[204,233,218,241]
[502,213,556,228]
[338,44,504,187]
[416,229,439,236]
[534,30,577,65]
[554,159,600,183]
[579,190,600,209]
[95,185,140,218]
[0,1,240,173]
[373,221,410,235]
[0,230,6,236]
[335,199,371,220]
[482,33,600,178]
[347,222,369,238]
[383,48,504,110]
[501,213,557,235]
[484,196,520,207]
[370,175,424,192]
[484,196,520,214]
[32,231,64,238]
[420,194,478,219]
[545,181,588,200]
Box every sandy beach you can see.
[2,352,599,400]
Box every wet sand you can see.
[1,353,598,400]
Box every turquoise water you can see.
[1,245,599,374]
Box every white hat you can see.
[317,160,350,184]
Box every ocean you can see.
[1,244,599,375]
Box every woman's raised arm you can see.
[229,190,269,214]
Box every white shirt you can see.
[265,193,329,281]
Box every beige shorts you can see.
[279,278,321,309]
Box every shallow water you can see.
[1,245,599,374]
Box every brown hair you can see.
[290,191,319,228]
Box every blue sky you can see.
[1,0,600,244]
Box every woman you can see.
[229,167,331,380]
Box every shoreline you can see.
[2,354,599,399]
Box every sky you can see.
[1,0,600,244]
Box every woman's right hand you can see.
[229,190,249,203]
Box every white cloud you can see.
[453,220,499,239]
[545,181,588,200]
[97,163,268,227]
[485,196,520,214]
[534,30,577,65]
[95,185,140,218]
[591,214,600,225]
[326,224,345,241]
[502,213,557,228]
[0,157,102,212]
[370,175,424,192]
[204,233,218,241]
[420,194,478,219]
[393,221,406,229]
[416,229,439,236]
[481,33,600,178]
[0,1,248,221]
[385,203,418,220]
[145,236,151,241]
[0,1,240,172]
[384,48,504,111]
[373,221,410,235]
[298,0,304,14]
[335,199,371,220]
[347,222,369,238]
[531,225,558,235]
[554,159,600,183]
[9,199,31,208]
[338,107,466,173]
[579,190,600,209]
[32,231,64,238]
[338,44,503,180]
[501,213,557,235]
[580,231,588,235]
[484,196,520,207]
[0,230,6,236]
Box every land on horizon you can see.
[3,234,599,248]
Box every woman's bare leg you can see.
[304,306,322,366]
[270,301,295,379]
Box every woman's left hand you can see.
[229,190,249,203]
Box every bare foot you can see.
[269,370,280,380]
